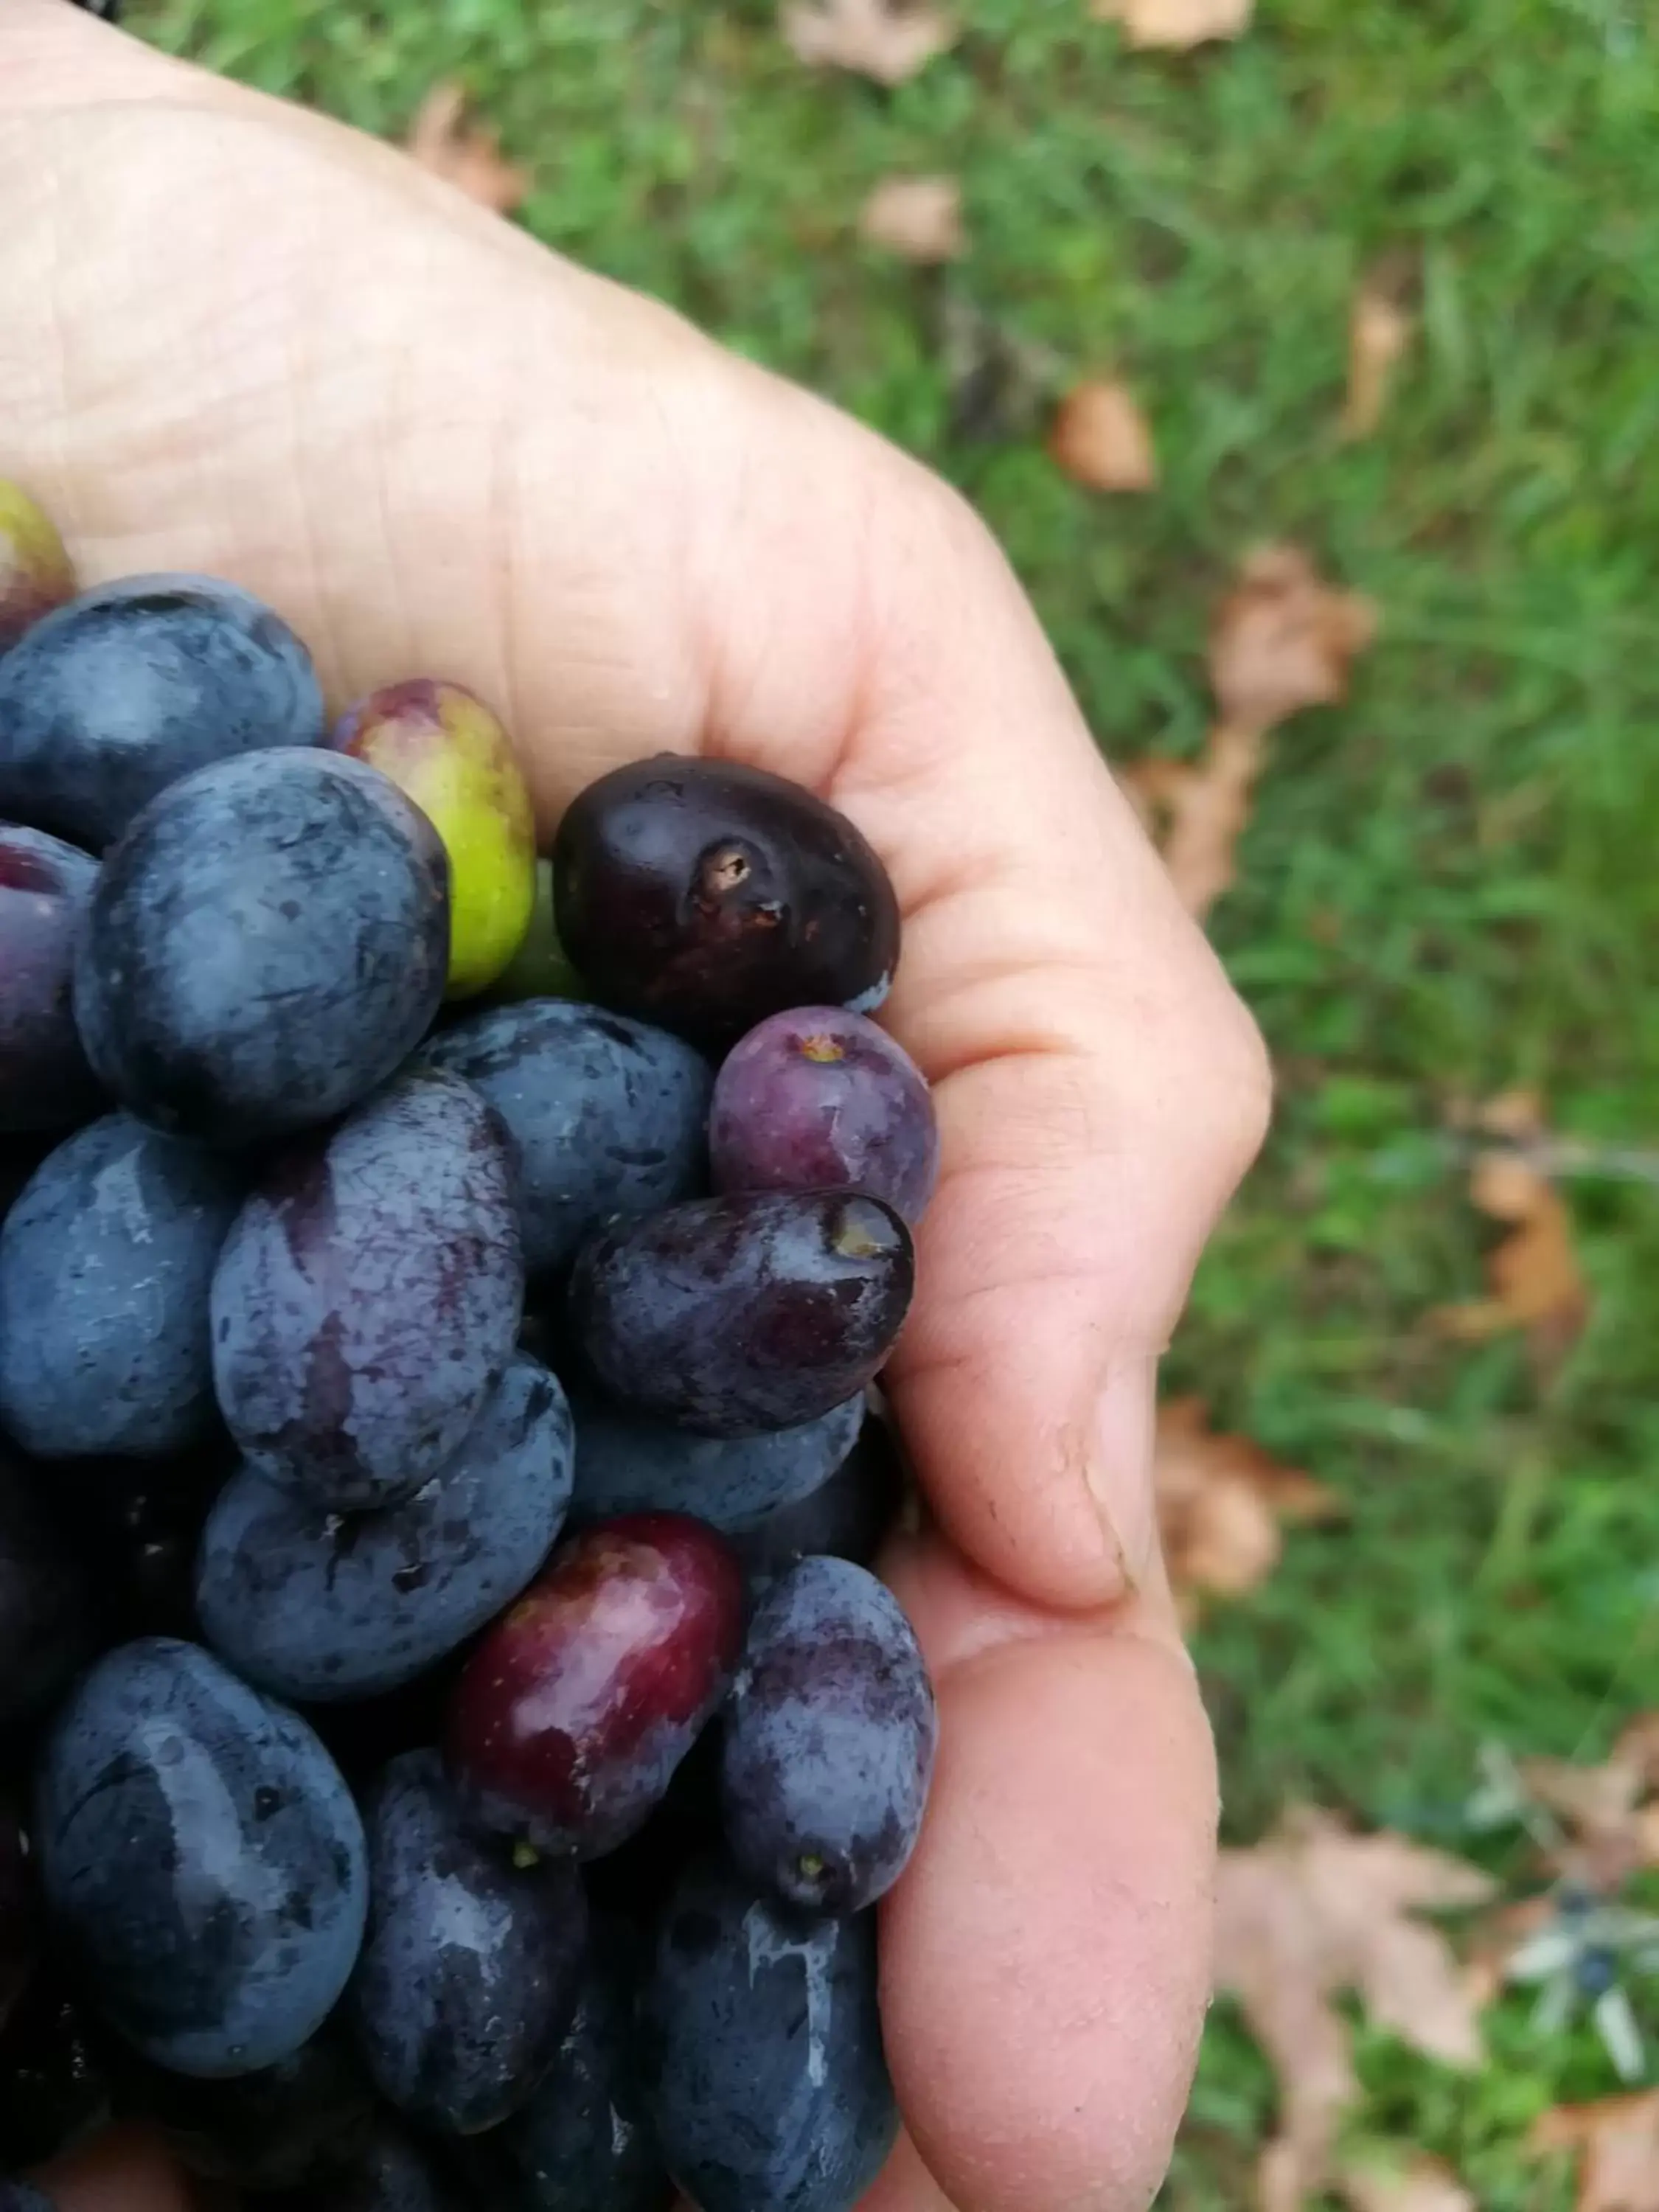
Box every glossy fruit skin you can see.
[258,2122,460,2212]
[553,759,900,1047]
[710,1006,938,1225]
[0,1453,95,1733]
[0,483,77,658]
[639,1856,897,2212]
[0,827,101,1135]
[728,1409,903,1587]
[197,1353,572,1703]
[0,1961,114,2168]
[481,857,585,1006]
[568,1386,863,1532]
[33,1638,368,2078]
[332,680,536,1000]
[0,574,324,852]
[459,1927,672,2212]
[722,1557,935,1916]
[121,2021,375,2190]
[568,1192,914,1437]
[72,750,449,1148]
[425,999,712,1281]
[0,1115,242,1461]
[210,1068,524,1509]
[445,1514,745,1859]
[351,1751,588,2137]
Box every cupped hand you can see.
[1,7,1270,2208]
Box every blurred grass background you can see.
[125,1,1659,2200]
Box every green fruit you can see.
[481,858,585,1006]
[0,482,76,655]
[331,679,537,998]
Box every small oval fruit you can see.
[0,824,102,1134]
[445,1514,745,1859]
[567,1386,864,1531]
[210,1068,524,1509]
[0,574,323,851]
[73,749,449,1147]
[351,1751,587,2137]
[721,1555,936,1913]
[0,481,76,655]
[553,758,900,1046]
[332,680,536,1000]
[710,1005,938,1224]
[34,1639,369,2078]
[568,1190,914,1437]
[481,857,586,1005]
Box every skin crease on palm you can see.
[2,6,1271,2208]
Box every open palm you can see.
[1,7,1269,2208]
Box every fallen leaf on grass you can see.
[1432,1138,1590,1373]
[782,0,956,85]
[1531,2090,1659,2212]
[1121,723,1263,919]
[1090,0,1253,49]
[860,175,964,262]
[406,83,529,214]
[1341,278,1415,440]
[1216,1810,1495,2212]
[1210,544,1379,734]
[1152,1394,1339,1613]
[1340,2155,1475,2212]
[1048,380,1157,492]
[1518,1715,1659,1889]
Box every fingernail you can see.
[1088,1360,1161,1591]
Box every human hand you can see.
[1,7,1269,2207]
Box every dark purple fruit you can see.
[639,1856,897,2212]
[423,999,712,1279]
[257,2121,461,2212]
[0,1809,35,2037]
[568,1192,913,1437]
[72,749,449,1147]
[721,1557,936,1914]
[567,1386,864,1531]
[0,481,76,657]
[0,574,323,852]
[552,759,900,1046]
[210,1068,524,1509]
[0,827,101,1135]
[196,1354,571,1702]
[351,1752,587,2136]
[445,1514,745,1859]
[727,1408,904,1586]
[0,1115,243,1461]
[710,1006,937,1224]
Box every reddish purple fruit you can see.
[0,826,101,1135]
[710,1006,938,1225]
[444,1514,745,1860]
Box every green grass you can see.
[123,0,1659,2197]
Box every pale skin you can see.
[1,7,1272,2206]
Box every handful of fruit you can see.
[0,484,941,2211]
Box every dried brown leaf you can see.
[1209,545,1378,734]
[860,175,964,263]
[1049,380,1158,493]
[782,0,956,85]
[1340,2155,1475,2212]
[1216,1812,1495,2209]
[1090,0,1253,49]
[1516,1714,1659,1888]
[1433,1141,1590,1372]
[1531,2090,1659,2212]
[1153,1396,1340,1610]
[405,83,529,215]
[1340,282,1414,440]
[1121,722,1264,919]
